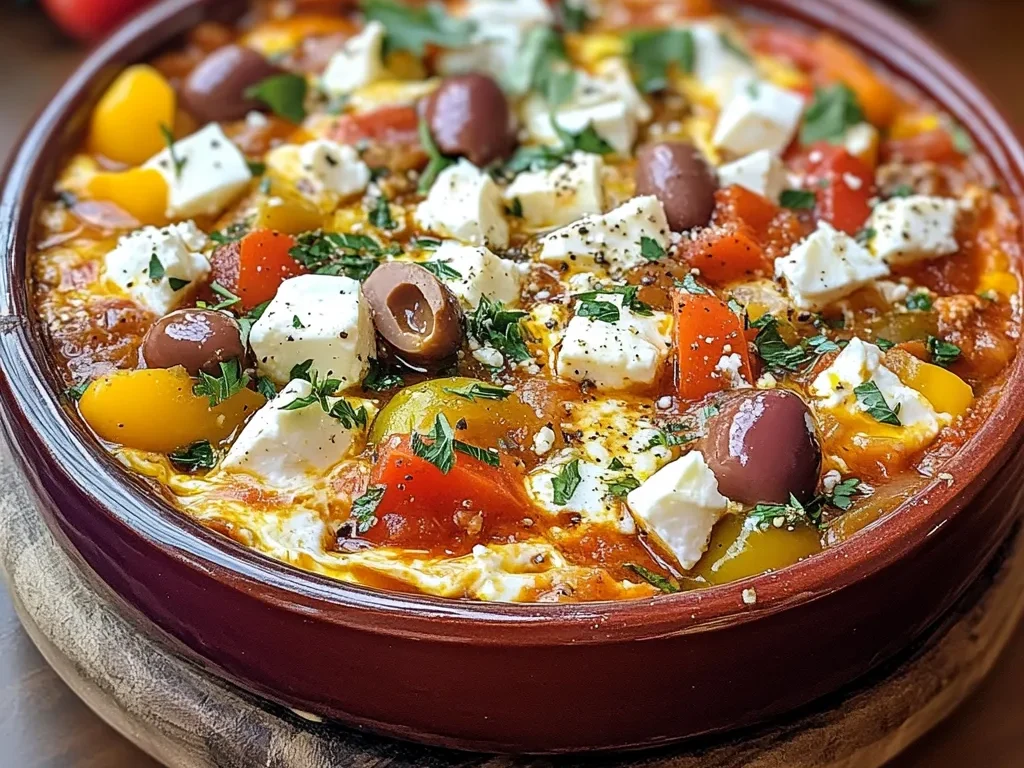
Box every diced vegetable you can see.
[88,65,176,165]
[884,348,973,419]
[691,514,821,585]
[254,192,323,235]
[682,225,769,284]
[78,367,264,453]
[328,104,421,147]
[219,229,305,310]
[805,144,873,235]
[84,168,168,226]
[881,128,961,165]
[361,434,529,550]
[674,292,754,401]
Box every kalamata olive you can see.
[702,389,821,505]
[635,141,718,231]
[142,309,245,376]
[180,44,286,124]
[421,74,514,167]
[361,262,463,366]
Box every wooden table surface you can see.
[2,2,1024,766]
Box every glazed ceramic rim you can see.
[1,0,1022,644]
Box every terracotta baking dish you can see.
[2,0,1024,754]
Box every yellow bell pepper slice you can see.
[84,167,168,226]
[254,192,323,234]
[79,367,265,453]
[88,65,176,166]
[241,15,356,56]
[885,348,973,420]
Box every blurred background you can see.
[1,0,1024,766]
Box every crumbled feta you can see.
[249,274,375,388]
[472,345,505,368]
[321,20,386,97]
[504,151,604,229]
[810,337,948,438]
[775,222,890,310]
[712,80,805,157]
[526,450,633,532]
[715,353,750,388]
[539,195,671,276]
[415,160,509,248]
[868,195,960,265]
[430,241,522,309]
[104,222,210,314]
[437,0,554,82]
[520,58,651,155]
[532,426,556,456]
[840,122,880,165]
[625,451,729,570]
[716,149,787,201]
[556,295,671,390]
[144,123,251,219]
[221,379,371,488]
[689,23,759,103]
[297,139,370,198]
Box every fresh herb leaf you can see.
[148,253,165,281]
[290,359,314,382]
[718,32,752,62]
[238,300,271,346]
[289,230,392,281]
[193,359,249,407]
[467,296,532,363]
[351,485,385,533]
[948,123,975,155]
[556,120,614,155]
[556,0,590,32]
[927,335,962,367]
[748,493,820,531]
[874,337,895,351]
[256,375,277,400]
[63,379,91,401]
[780,188,817,210]
[205,281,241,311]
[800,84,864,145]
[168,440,218,472]
[889,184,914,198]
[551,458,582,505]
[676,273,711,295]
[855,226,876,246]
[292,315,305,329]
[574,285,653,315]
[453,440,500,467]
[411,236,442,250]
[362,358,405,391]
[607,474,641,498]
[441,382,512,402]
[159,124,187,178]
[369,195,397,230]
[417,116,455,193]
[281,367,343,411]
[576,298,620,323]
[502,117,613,176]
[751,315,810,372]
[905,291,933,311]
[640,235,666,262]
[421,260,462,281]
[506,197,524,218]
[507,26,574,105]
[168,277,191,291]
[209,221,250,245]
[854,380,902,426]
[626,28,695,93]
[362,0,475,55]
[412,413,457,473]
[244,73,308,123]
[328,398,369,429]
[825,477,862,511]
[623,562,680,594]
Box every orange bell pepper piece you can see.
[682,224,770,285]
[674,292,755,402]
[211,229,305,310]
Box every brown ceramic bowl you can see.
[1,0,1024,754]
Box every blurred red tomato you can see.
[41,0,155,41]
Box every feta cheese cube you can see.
[626,451,729,570]
[716,149,787,201]
[520,58,651,155]
[297,139,370,198]
[840,122,880,166]
[868,195,960,265]
[145,123,252,219]
[322,20,386,97]
[249,274,375,388]
[774,222,890,310]
[415,160,509,248]
[222,378,370,487]
[712,80,805,157]
[556,294,671,390]
[810,337,947,441]
[532,426,556,456]
[539,195,671,276]
[504,151,604,229]
[429,241,522,309]
[689,23,759,104]
[104,222,210,314]
[437,0,553,82]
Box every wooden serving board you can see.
[2,440,1023,768]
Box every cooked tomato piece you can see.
[210,229,305,310]
[681,224,770,285]
[674,292,754,402]
[881,128,962,165]
[805,144,874,235]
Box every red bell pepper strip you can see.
[674,292,755,402]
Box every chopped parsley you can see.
[411,236,442,250]
[411,414,500,474]
[290,359,314,381]
[827,477,863,511]
[888,184,914,198]
[442,382,512,402]
[623,563,680,594]
[676,273,711,295]
[800,84,864,145]
[417,116,455,193]
[749,477,865,531]
[576,297,620,323]
[507,25,575,105]
[63,379,91,401]
[168,440,218,472]
[626,28,695,93]
[905,291,933,311]
[855,226,876,246]
[292,315,305,329]
[606,474,641,498]
[551,458,582,505]
[209,221,251,245]
[556,0,590,32]
[193,359,249,407]
[282,368,340,409]
[506,197,524,218]
[237,300,270,346]
[467,296,532,363]
[246,160,267,176]
[369,195,397,230]
[574,285,653,316]
[421,260,462,281]
[640,235,666,262]
[200,281,242,311]
[159,124,187,178]
[854,380,902,426]
[168,277,191,292]
[927,335,962,367]
[328,397,370,429]
[718,32,752,62]
[289,230,397,281]
[949,123,975,155]
[147,254,165,281]
[350,485,385,534]
[502,119,612,175]
[255,376,277,400]
[780,188,817,210]
[874,337,896,351]
[361,0,475,55]
[362,358,405,391]
[750,315,841,373]
[244,73,308,123]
